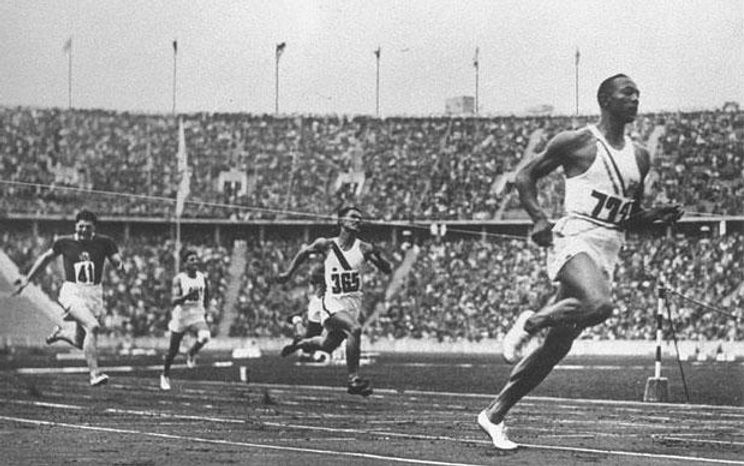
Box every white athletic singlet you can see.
[564,125,642,228]
[174,271,206,316]
[323,238,364,315]
[548,126,643,282]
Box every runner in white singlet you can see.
[276,206,392,397]
[478,74,683,450]
[160,249,211,391]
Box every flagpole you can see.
[275,57,279,114]
[375,47,380,117]
[474,47,479,115]
[275,44,280,114]
[172,40,178,115]
[67,39,72,109]
[173,40,180,272]
[575,48,580,116]
[175,207,181,272]
[175,123,181,274]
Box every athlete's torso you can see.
[175,271,206,313]
[52,234,118,285]
[563,125,643,228]
[323,237,365,299]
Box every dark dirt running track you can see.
[1,350,743,465]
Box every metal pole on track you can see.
[644,276,669,402]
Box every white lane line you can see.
[4,398,743,465]
[653,436,744,447]
[388,363,649,370]
[13,365,744,412]
[15,361,233,375]
[3,399,245,423]
[554,365,648,370]
[391,363,476,368]
[242,381,744,412]
[14,370,744,417]
[0,415,487,466]
[15,401,85,410]
[520,442,744,464]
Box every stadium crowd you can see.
[3,106,741,220]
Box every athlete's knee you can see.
[197,329,211,345]
[534,327,579,365]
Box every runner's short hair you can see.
[337,204,361,218]
[181,249,197,263]
[597,73,629,107]
[75,209,98,225]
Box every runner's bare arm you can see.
[622,145,683,231]
[14,248,58,295]
[276,238,330,284]
[515,131,581,246]
[108,251,125,272]
[361,242,392,274]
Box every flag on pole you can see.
[473,47,479,68]
[276,42,286,59]
[175,118,190,217]
[63,37,72,53]
[173,40,178,54]
[575,47,580,66]
[374,46,381,59]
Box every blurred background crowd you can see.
[3,107,742,220]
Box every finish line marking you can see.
[4,398,743,465]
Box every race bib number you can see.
[185,286,202,302]
[590,190,634,224]
[330,271,360,294]
[74,260,95,284]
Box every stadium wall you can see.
[4,214,744,245]
[98,336,744,360]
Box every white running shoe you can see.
[160,374,171,391]
[45,325,64,345]
[90,373,109,387]
[477,410,518,450]
[186,353,196,369]
[502,310,535,363]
